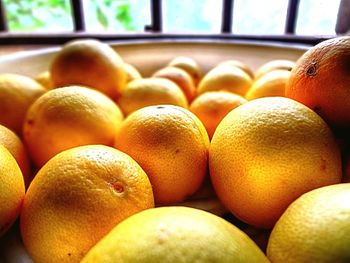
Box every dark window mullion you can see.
[0,0,8,32]
[285,0,300,34]
[70,0,85,32]
[145,0,162,32]
[221,0,234,33]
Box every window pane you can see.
[296,0,340,35]
[163,0,223,33]
[83,0,150,32]
[232,0,289,35]
[3,0,73,32]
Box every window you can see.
[83,0,150,32]
[296,0,341,35]
[0,0,345,45]
[163,0,222,33]
[232,0,289,35]
[3,0,73,32]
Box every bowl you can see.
[0,39,308,262]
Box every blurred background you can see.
[0,0,343,37]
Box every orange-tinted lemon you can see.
[255,59,295,80]
[0,124,30,187]
[285,36,350,130]
[50,39,127,100]
[197,65,252,96]
[246,70,290,100]
[0,73,46,135]
[0,144,25,237]
[117,78,188,116]
[20,145,154,263]
[23,86,123,167]
[114,105,209,205]
[218,59,255,79]
[189,91,247,139]
[210,97,342,228]
[152,66,196,102]
[168,56,202,87]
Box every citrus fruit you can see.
[0,124,30,187]
[168,56,202,86]
[189,91,247,139]
[114,105,209,205]
[0,73,46,135]
[124,63,142,82]
[210,97,342,228]
[20,145,154,263]
[245,70,290,100]
[255,59,295,79]
[285,36,350,130]
[82,206,269,263]
[152,66,196,102]
[267,183,350,262]
[23,85,123,167]
[217,59,255,79]
[0,144,25,237]
[117,78,188,116]
[50,39,127,100]
[197,65,252,96]
[35,71,53,89]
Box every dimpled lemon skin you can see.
[20,145,154,263]
[82,206,269,263]
[0,144,25,237]
[267,183,350,263]
[23,86,124,167]
[0,124,31,187]
[114,105,209,205]
[210,97,342,228]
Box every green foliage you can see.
[3,0,136,32]
[116,4,134,30]
[96,5,108,28]
[92,1,136,31]
[4,0,71,31]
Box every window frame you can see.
[0,0,341,46]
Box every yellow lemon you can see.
[82,206,269,263]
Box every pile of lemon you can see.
[0,37,350,263]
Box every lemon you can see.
[210,97,342,228]
[267,183,350,262]
[82,206,269,263]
